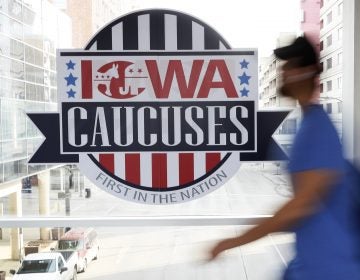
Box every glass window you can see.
[320,41,323,51]
[338,27,343,41]
[25,64,44,84]
[1,140,28,162]
[0,164,3,183]
[0,56,24,79]
[0,77,25,99]
[0,14,23,40]
[326,103,332,114]
[26,137,44,156]
[50,88,57,102]
[337,76,342,89]
[0,35,24,61]
[25,82,45,101]
[17,259,56,274]
[3,158,28,181]
[25,45,44,67]
[0,99,27,142]
[338,102,342,113]
[327,34,332,46]
[279,119,297,135]
[327,80,332,91]
[338,3,343,16]
[57,257,64,270]
[327,11,332,24]
[10,38,24,61]
[320,19,324,29]
[27,164,47,175]
[320,83,323,93]
[327,57,332,69]
[0,0,23,21]
[22,4,37,26]
[338,52,342,65]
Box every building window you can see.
[279,119,297,135]
[338,3,343,16]
[320,83,324,93]
[327,11,332,24]
[326,103,332,114]
[327,80,332,91]
[327,57,332,69]
[338,27,343,40]
[338,52,342,65]
[337,76,342,89]
[338,102,342,113]
[320,19,324,29]
[327,34,332,47]
[320,41,324,51]
[320,61,324,72]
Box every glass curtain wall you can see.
[0,0,71,183]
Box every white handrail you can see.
[0,215,271,228]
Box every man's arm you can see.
[209,169,339,260]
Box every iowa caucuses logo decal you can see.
[28,10,288,204]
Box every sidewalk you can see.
[0,241,19,279]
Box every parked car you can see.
[10,251,78,280]
[57,228,99,272]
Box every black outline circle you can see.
[83,9,235,192]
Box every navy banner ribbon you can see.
[27,113,79,164]
[27,111,289,164]
[240,111,290,161]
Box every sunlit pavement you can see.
[1,163,295,279]
[76,227,294,280]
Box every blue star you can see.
[66,60,76,70]
[67,88,76,98]
[238,72,251,85]
[240,87,249,97]
[240,59,249,69]
[64,73,78,86]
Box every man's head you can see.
[274,36,320,100]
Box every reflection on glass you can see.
[0,164,3,183]
[0,77,25,99]
[25,82,45,101]
[0,14,23,40]
[25,45,43,66]
[4,158,28,181]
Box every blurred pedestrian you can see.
[208,35,360,279]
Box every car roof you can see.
[25,253,60,260]
[60,228,94,240]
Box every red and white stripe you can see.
[94,152,227,188]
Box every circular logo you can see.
[60,9,259,204]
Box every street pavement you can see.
[0,163,295,279]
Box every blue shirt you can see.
[284,104,360,280]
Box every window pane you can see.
[0,77,25,99]
[0,0,23,21]
[0,56,24,79]
[0,14,23,40]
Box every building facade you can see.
[53,0,123,48]
[319,0,343,135]
[259,33,298,153]
[0,0,71,184]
